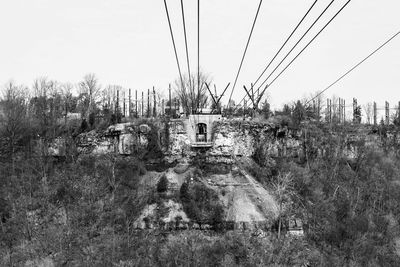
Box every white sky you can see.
[0,0,399,112]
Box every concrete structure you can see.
[170,113,222,148]
[187,114,222,148]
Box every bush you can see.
[266,115,293,129]
[180,181,190,202]
[179,180,224,226]
[80,119,89,132]
[0,197,11,223]
[157,174,168,193]
[143,123,163,160]
[89,112,96,128]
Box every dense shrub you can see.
[155,231,325,266]
[156,174,168,193]
[80,119,89,132]
[2,107,400,266]
[142,122,163,160]
[180,179,224,226]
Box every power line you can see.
[237,0,334,108]
[306,30,400,105]
[163,0,186,93]
[256,0,352,105]
[197,0,200,111]
[180,0,192,91]
[252,0,319,88]
[227,0,263,106]
[255,0,336,94]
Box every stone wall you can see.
[167,120,400,164]
[73,119,400,162]
[166,119,303,164]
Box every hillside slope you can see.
[132,162,279,230]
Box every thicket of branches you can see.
[247,122,400,265]
[173,72,211,115]
[1,74,400,266]
[1,119,399,265]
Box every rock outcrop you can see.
[76,122,164,155]
[166,119,303,164]
[71,119,400,231]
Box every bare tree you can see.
[0,81,28,173]
[113,85,123,115]
[156,90,166,116]
[30,77,65,136]
[331,95,340,123]
[394,103,400,126]
[174,72,212,115]
[307,91,325,120]
[102,85,117,112]
[364,102,374,125]
[32,77,50,98]
[257,92,272,119]
[79,73,101,118]
[271,172,297,239]
[101,85,112,111]
[48,80,64,132]
[31,77,51,131]
[60,83,76,122]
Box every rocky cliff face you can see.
[70,119,400,231]
[128,120,301,230]
[166,119,303,164]
[75,122,166,156]
[167,120,400,165]
[52,119,399,162]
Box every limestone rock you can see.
[139,124,151,134]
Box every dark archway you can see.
[196,123,207,142]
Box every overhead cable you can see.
[306,30,400,106]
[180,0,192,91]
[255,0,336,93]
[163,0,186,92]
[237,0,334,108]
[252,0,319,88]
[242,0,352,111]
[227,0,263,106]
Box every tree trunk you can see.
[278,216,281,239]
[8,245,12,267]
[278,201,282,239]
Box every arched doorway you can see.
[196,123,207,143]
